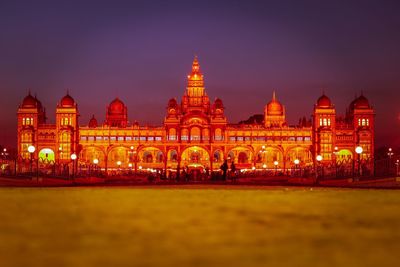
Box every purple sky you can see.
[1,0,399,148]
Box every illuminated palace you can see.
[17,57,375,175]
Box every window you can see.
[155,136,162,141]
[148,136,154,141]
[140,136,146,141]
[117,136,124,141]
[61,117,70,126]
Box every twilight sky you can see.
[0,0,399,148]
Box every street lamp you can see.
[355,146,363,178]
[28,145,36,174]
[316,155,323,183]
[294,159,300,176]
[388,147,394,175]
[396,159,399,177]
[117,161,122,174]
[93,158,99,176]
[274,160,278,175]
[58,146,62,175]
[71,153,77,179]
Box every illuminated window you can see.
[155,136,162,141]
[117,136,124,141]
[140,136,146,141]
[148,137,154,141]
[190,127,201,141]
[214,128,223,141]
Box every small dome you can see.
[60,94,75,107]
[352,95,370,109]
[214,98,224,109]
[88,115,98,128]
[168,98,178,108]
[109,98,125,114]
[316,94,332,108]
[21,93,37,108]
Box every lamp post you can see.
[71,153,77,179]
[28,145,36,174]
[396,159,399,177]
[117,161,122,174]
[355,146,363,179]
[58,146,62,175]
[316,155,323,184]
[274,160,278,176]
[294,159,300,176]
[387,147,394,175]
[93,158,99,176]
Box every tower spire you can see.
[272,90,276,101]
[191,55,201,74]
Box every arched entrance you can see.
[181,146,210,170]
[286,146,313,168]
[38,148,55,175]
[39,148,55,164]
[137,147,164,170]
[227,147,253,168]
[256,147,283,169]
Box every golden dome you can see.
[265,91,283,115]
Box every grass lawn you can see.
[0,185,399,267]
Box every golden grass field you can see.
[0,185,399,267]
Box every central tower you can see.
[181,56,210,114]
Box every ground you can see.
[0,185,399,267]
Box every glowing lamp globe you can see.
[274,161,279,166]
[355,146,363,154]
[93,159,99,165]
[294,159,300,165]
[71,153,77,160]
[28,145,36,153]
[252,166,256,170]
[117,161,122,166]
[262,164,267,169]
[316,155,323,162]
[128,163,133,168]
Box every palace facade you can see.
[17,57,375,176]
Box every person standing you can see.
[220,160,228,181]
[230,162,236,182]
